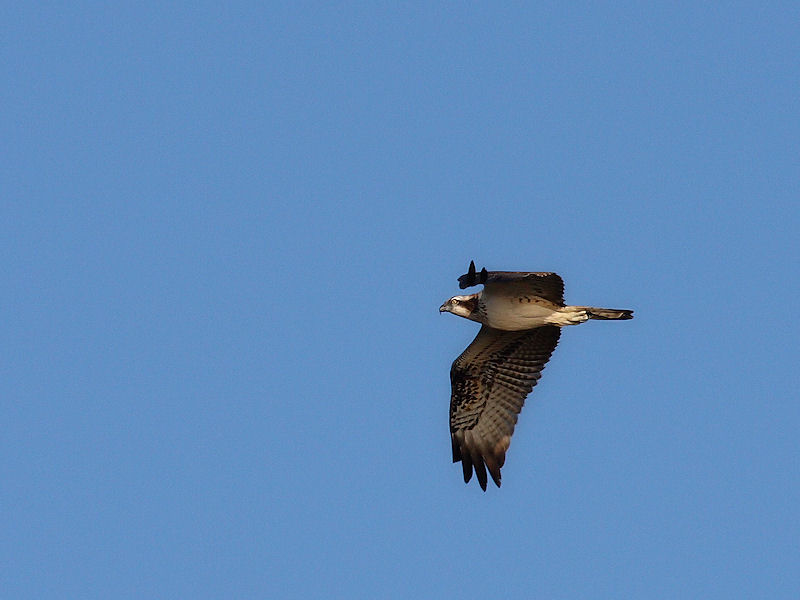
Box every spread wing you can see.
[449,325,561,490]
[458,260,564,305]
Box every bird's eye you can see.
[452,299,459,304]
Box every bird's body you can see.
[451,290,593,330]
[440,261,633,491]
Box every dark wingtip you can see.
[461,458,473,484]
[479,267,488,284]
[485,455,502,488]
[458,260,483,289]
[474,459,488,491]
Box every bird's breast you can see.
[481,293,561,331]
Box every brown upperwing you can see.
[458,261,564,305]
[449,324,561,490]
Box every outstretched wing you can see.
[458,260,564,305]
[449,325,560,490]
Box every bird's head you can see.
[439,294,481,321]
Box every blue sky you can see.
[3,3,798,598]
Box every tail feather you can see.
[584,307,634,320]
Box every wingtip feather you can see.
[484,454,502,488]
[461,455,473,484]
[475,461,488,491]
[458,260,485,289]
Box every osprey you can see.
[440,261,633,491]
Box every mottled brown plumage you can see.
[449,325,560,490]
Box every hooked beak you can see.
[439,302,448,313]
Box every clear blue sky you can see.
[3,3,798,598]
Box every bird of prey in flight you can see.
[440,261,633,491]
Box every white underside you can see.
[482,293,589,331]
